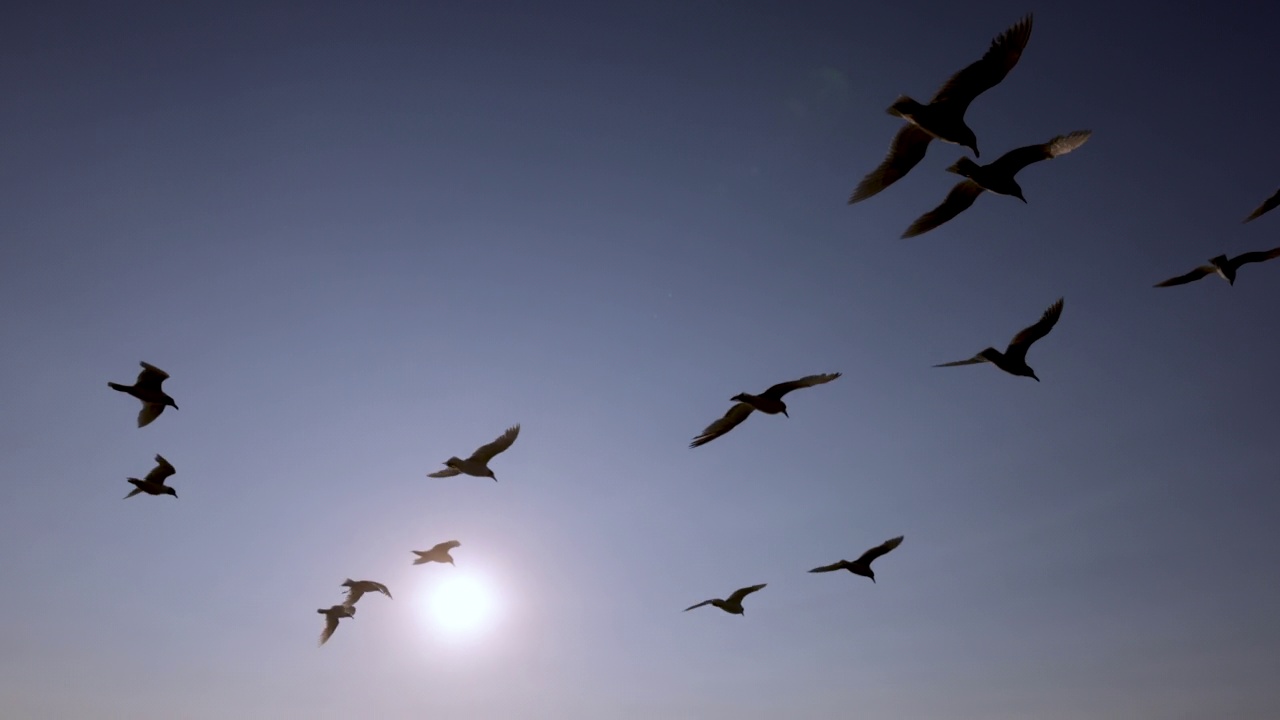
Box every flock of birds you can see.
[104,11,1280,647]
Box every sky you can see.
[2,1,1279,718]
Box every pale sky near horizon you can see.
[3,1,1280,718]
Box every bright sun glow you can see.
[424,573,498,637]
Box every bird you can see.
[412,540,461,566]
[108,361,179,427]
[340,579,392,607]
[1243,189,1280,223]
[934,298,1064,381]
[808,535,905,583]
[683,583,767,615]
[690,373,841,448]
[848,14,1033,204]
[901,131,1092,238]
[123,454,179,499]
[427,424,520,481]
[1154,247,1280,287]
[317,604,355,646]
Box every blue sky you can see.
[2,1,1279,718]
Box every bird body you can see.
[108,362,179,427]
[935,298,1064,381]
[690,373,841,448]
[412,540,461,566]
[341,579,392,607]
[428,425,520,481]
[317,604,355,646]
[124,454,178,499]
[809,536,904,583]
[684,583,767,615]
[1154,247,1280,287]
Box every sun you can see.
[424,572,498,637]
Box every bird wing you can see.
[319,614,340,646]
[137,402,165,428]
[371,581,392,598]
[683,599,716,612]
[343,587,366,607]
[135,362,170,391]
[987,131,1092,177]
[1005,297,1064,362]
[854,535,905,566]
[928,14,1034,113]
[1154,266,1215,287]
[431,540,461,553]
[1244,188,1280,223]
[762,372,842,400]
[1231,246,1280,268]
[427,466,461,478]
[808,561,851,573]
[901,180,985,239]
[848,123,934,204]
[468,424,520,463]
[727,583,767,605]
[689,402,754,449]
[933,355,990,368]
[144,454,176,484]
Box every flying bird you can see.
[809,535,904,583]
[428,424,520,481]
[683,583,767,615]
[901,131,1092,238]
[690,373,841,448]
[124,454,179,499]
[412,540,461,566]
[1154,247,1280,287]
[341,579,392,607]
[1243,188,1280,223]
[317,604,355,646]
[849,14,1033,204]
[935,298,1064,381]
[108,361,179,427]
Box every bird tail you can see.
[886,95,922,119]
[108,382,129,392]
[946,157,980,177]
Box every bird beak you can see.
[971,146,980,158]
[782,410,789,418]
[870,577,876,583]
[1018,195,1028,204]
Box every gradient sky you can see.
[3,1,1279,718]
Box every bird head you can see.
[164,394,179,409]
[487,469,498,482]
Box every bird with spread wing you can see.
[683,583,767,615]
[108,361,179,428]
[690,373,841,448]
[427,424,520,481]
[935,298,1063,381]
[809,536,904,583]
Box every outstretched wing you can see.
[431,540,461,553]
[808,561,851,574]
[727,583,767,605]
[762,372,843,400]
[135,362,170,392]
[319,615,340,646]
[1232,246,1280,267]
[1154,266,1215,288]
[1244,189,1280,223]
[848,124,934,204]
[988,131,1092,177]
[342,587,366,608]
[1005,297,1064,362]
[933,355,990,368]
[854,535,905,566]
[137,402,166,428]
[901,180,985,239]
[368,581,392,599]
[683,599,716,612]
[469,424,520,463]
[144,454,176,484]
[689,402,754,449]
[427,466,461,478]
[928,14,1034,113]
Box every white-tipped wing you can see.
[468,424,520,463]
[988,130,1092,176]
[137,402,166,428]
[427,466,461,478]
[689,402,754,448]
[144,454,176,484]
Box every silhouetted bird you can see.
[412,540,461,566]
[809,535,904,583]
[690,373,841,448]
[428,424,520,481]
[849,14,1033,204]
[317,604,355,646]
[124,454,178,499]
[1155,247,1280,287]
[683,583,767,615]
[935,298,1063,381]
[1243,189,1280,223]
[341,579,392,607]
[901,131,1091,238]
[108,362,178,427]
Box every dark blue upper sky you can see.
[3,1,1279,718]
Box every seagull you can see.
[317,604,355,646]
[935,298,1064,381]
[427,424,520,481]
[690,373,841,448]
[124,454,179,499]
[1243,189,1280,223]
[340,579,392,607]
[683,583,767,615]
[1154,247,1280,287]
[412,540,461,566]
[901,131,1092,238]
[849,14,1033,204]
[108,362,178,427]
[808,535,904,583]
